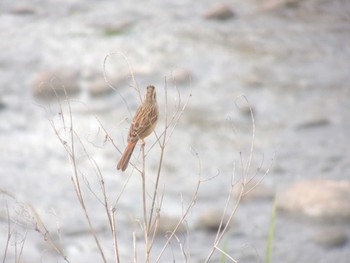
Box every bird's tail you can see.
[117,142,136,171]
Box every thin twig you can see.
[214,245,237,263]
[148,78,168,232]
[148,78,192,233]
[17,229,27,263]
[29,204,69,262]
[50,88,107,263]
[237,95,255,178]
[156,147,203,262]
[103,52,140,115]
[205,96,257,262]
[133,231,137,263]
[110,207,120,263]
[141,143,150,262]
[2,202,11,263]
[243,152,276,197]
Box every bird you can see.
[117,85,159,171]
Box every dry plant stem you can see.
[170,232,188,262]
[139,80,190,258]
[205,184,244,263]
[29,199,68,261]
[215,247,237,263]
[2,203,11,263]
[133,232,137,263]
[156,149,204,263]
[73,133,121,263]
[148,80,192,233]
[141,143,150,262]
[147,81,192,257]
[110,207,120,263]
[16,229,27,263]
[154,84,194,262]
[14,233,18,262]
[103,52,141,111]
[155,182,201,262]
[112,171,133,208]
[147,81,168,232]
[149,210,160,251]
[166,233,178,261]
[147,131,165,233]
[239,95,255,180]
[205,97,256,262]
[1,191,70,262]
[146,80,191,155]
[67,107,106,263]
[50,89,107,263]
[243,158,274,197]
[180,198,191,262]
[94,116,124,157]
[157,85,191,149]
[95,116,145,175]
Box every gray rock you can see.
[10,4,36,15]
[261,0,301,12]
[312,227,348,248]
[196,208,231,232]
[130,214,186,239]
[241,72,264,89]
[32,70,80,100]
[102,20,134,36]
[157,215,186,235]
[233,182,275,202]
[295,117,330,130]
[203,3,235,20]
[276,179,350,223]
[171,68,192,84]
[237,103,255,117]
[88,79,113,97]
[0,99,5,110]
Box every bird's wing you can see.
[128,105,158,142]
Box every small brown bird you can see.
[117,85,159,171]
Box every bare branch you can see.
[2,202,11,263]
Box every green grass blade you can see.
[265,199,277,263]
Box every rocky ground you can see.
[1,0,350,262]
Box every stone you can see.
[32,70,80,100]
[10,4,36,15]
[102,20,134,36]
[276,179,350,223]
[295,117,330,130]
[312,227,348,248]
[157,215,186,235]
[242,73,263,89]
[0,99,5,110]
[88,79,113,97]
[171,68,192,84]
[196,208,231,232]
[233,181,275,202]
[203,3,235,20]
[238,104,255,117]
[261,0,301,12]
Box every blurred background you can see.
[1,0,350,262]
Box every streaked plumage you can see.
[117,85,159,171]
